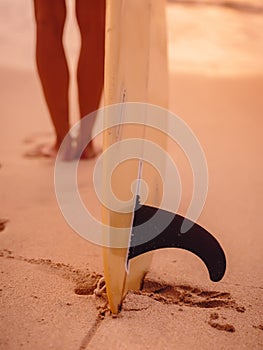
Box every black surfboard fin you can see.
[127,196,226,282]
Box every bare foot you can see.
[39,144,58,158]
[24,137,100,161]
[24,137,75,161]
[76,138,102,160]
[72,136,101,160]
[23,144,58,158]
[80,141,100,160]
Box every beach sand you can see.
[0,0,262,349]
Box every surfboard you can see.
[102,0,168,314]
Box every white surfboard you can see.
[103,0,168,314]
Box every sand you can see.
[0,0,263,349]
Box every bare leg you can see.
[33,0,70,156]
[76,0,105,158]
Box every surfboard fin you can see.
[127,196,226,282]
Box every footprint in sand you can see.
[208,312,235,333]
[0,219,9,232]
[136,278,243,332]
[139,278,243,312]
